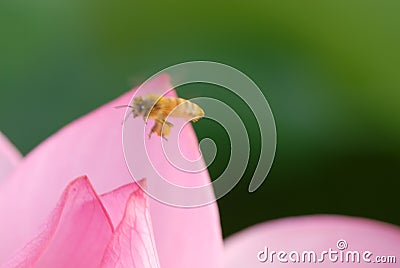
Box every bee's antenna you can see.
[114,104,135,124]
[114,105,134,109]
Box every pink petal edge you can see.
[101,181,160,268]
[224,215,400,268]
[0,132,22,182]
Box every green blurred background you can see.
[1,1,399,237]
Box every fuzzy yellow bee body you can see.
[128,94,204,138]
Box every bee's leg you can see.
[149,121,162,139]
[148,125,154,139]
[165,121,174,127]
[152,119,172,140]
[161,121,172,139]
[143,112,150,125]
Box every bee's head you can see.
[132,96,146,117]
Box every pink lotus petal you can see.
[4,176,158,268]
[0,75,223,267]
[101,182,160,268]
[4,176,114,268]
[0,132,22,182]
[224,215,400,267]
[99,182,141,229]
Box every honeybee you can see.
[119,94,204,138]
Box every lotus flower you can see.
[0,74,399,267]
[0,75,222,268]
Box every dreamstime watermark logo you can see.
[122,61,276,207]
[257,239,397,264]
